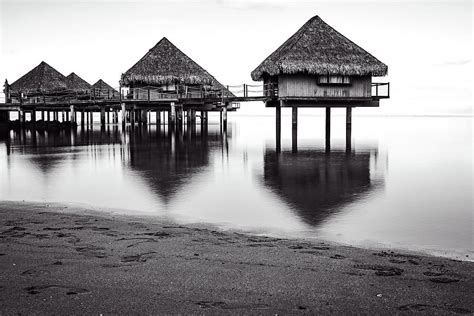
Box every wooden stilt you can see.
[158,110,162,125]
[70,105,75,124]
[19,109,25,124]
[346,107,352,153]
[325,107,331,153]
[276,101,281,153]
[292,106,298,153]
[100,107,106,126]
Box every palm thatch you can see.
[121,37,224,87]
[10,61,68,94]
[251,16,388,81]
[92,79,116,92]
[66,72,91,93]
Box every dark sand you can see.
[0,201,473,315]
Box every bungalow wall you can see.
[278,74,371,98]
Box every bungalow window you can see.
[318,75,351,85]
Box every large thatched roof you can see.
[10,61,68,94]
[92,79,116,92]
[121,37,224,87]
[66,72,91,92]
[251,16,388,81]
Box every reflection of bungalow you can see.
[262,149,381,226]
[5,61,69,104]
[120,37,232,100]
[251,15,388,106]
[66,72,91,98]
[127,129,223,204]
[91,79,118,99]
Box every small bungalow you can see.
[91,79,117,99]
[120,37,232,100]
[65,72,91,98]
[251,15,388,105]
[5,61,69,104]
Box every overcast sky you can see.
[0,0,472,115]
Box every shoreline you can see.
[1,201,473,314]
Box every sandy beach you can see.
[0,201,473,314]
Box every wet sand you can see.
[0,201,473,314]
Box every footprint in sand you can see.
[121,252,155,263]
[398,303,470,314]
[429,277,460,283]
[24,285,89,296]
[353,264,404,276]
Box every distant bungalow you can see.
[5,61,69,103]
[66,72,91,97]
[91,79,117,99]
[120,37,231,100]
[251,15,388,104]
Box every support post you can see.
[19,109,25,125]
[141,109,148,124]
[222,106,227,132]
[325,107,331,153]
[100,107,106,126]
[121,103,126,126]
[70,105,76,124]
[47,111,51,122]
[156,110,161,125]
[170,102,176,126]
[276,101,281,153]
[81,110,85,126]
[41,111,45,121]
[31,109,36,124]
[292,106,298,153]
[107,110,110,124]
[346,107,352,153]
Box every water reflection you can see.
[262,148,382,226]
[126,126,227,204]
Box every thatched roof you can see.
[10,61,68,94]
[66,72,91,92]
[251,16,388,81]
[92,79,116,92]
[121,37,225,87]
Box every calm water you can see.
[0,114,472,260]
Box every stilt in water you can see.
[156,110,161,126]
[70,105,76,124]
[292,106,298,153]
[100,107,106,126]
[325,107,331,153]
[121,103,126,127]
[81,110,85,127]
[276,101,281,153]
[346,107,352,153]
[31,109,36,125]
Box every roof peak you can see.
[251,15,387,80]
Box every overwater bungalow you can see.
[4,61,69,104]
[65,72,91,99]
[251,15,388,104]
[251,15,389,151]
[91,79,118,99]
[120,37,232,101]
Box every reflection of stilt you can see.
[276,101,281,153]
[346,107,352,153]
[292,106,297,153]
[325,107,331,153]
